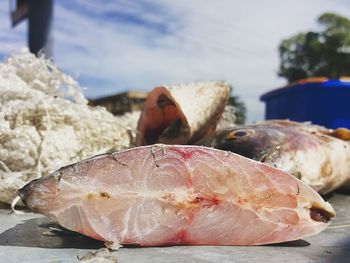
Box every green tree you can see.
[228,95,246,125]
[278,12,350,83]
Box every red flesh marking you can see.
[189,195,220,208]
[171,148,193,160]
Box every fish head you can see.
[18,171,60,213]
[197,125,287,162]
[136,87,190,146]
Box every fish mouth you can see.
[17,175,59,212]
[137,88,189,145]
[17,178,41,206]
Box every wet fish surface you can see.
[197,120,350,194]
[19,145,334,247]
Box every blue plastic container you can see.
[260,78,350,129]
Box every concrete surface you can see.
[1,193,350,263]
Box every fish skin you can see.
[196,120,350,195]
[19,145,334,247]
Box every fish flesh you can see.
[135,82,230,146]
[196,120,350,194]
[19,145,334,247]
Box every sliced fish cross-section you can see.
[19,145,335,247]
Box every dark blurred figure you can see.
[28,0,54,58]
[11,0,54,58]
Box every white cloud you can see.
[1,0,350,121]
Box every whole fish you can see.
[136,82,230,146]
[19,145,334,248]
[196,120,350,195]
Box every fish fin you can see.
[326,128,350,141]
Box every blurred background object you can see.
[10,0,53,57]
[278,13,350,83]
[261,78,350,129]
[2,1,350,122]
[88,90,147,115]
[227,95,247,125]
[262,12,350,129]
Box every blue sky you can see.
[1,0,350,121]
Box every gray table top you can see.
[0,193,349,263]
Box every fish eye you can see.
[234,131,247,137]
[226,129,254,140]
